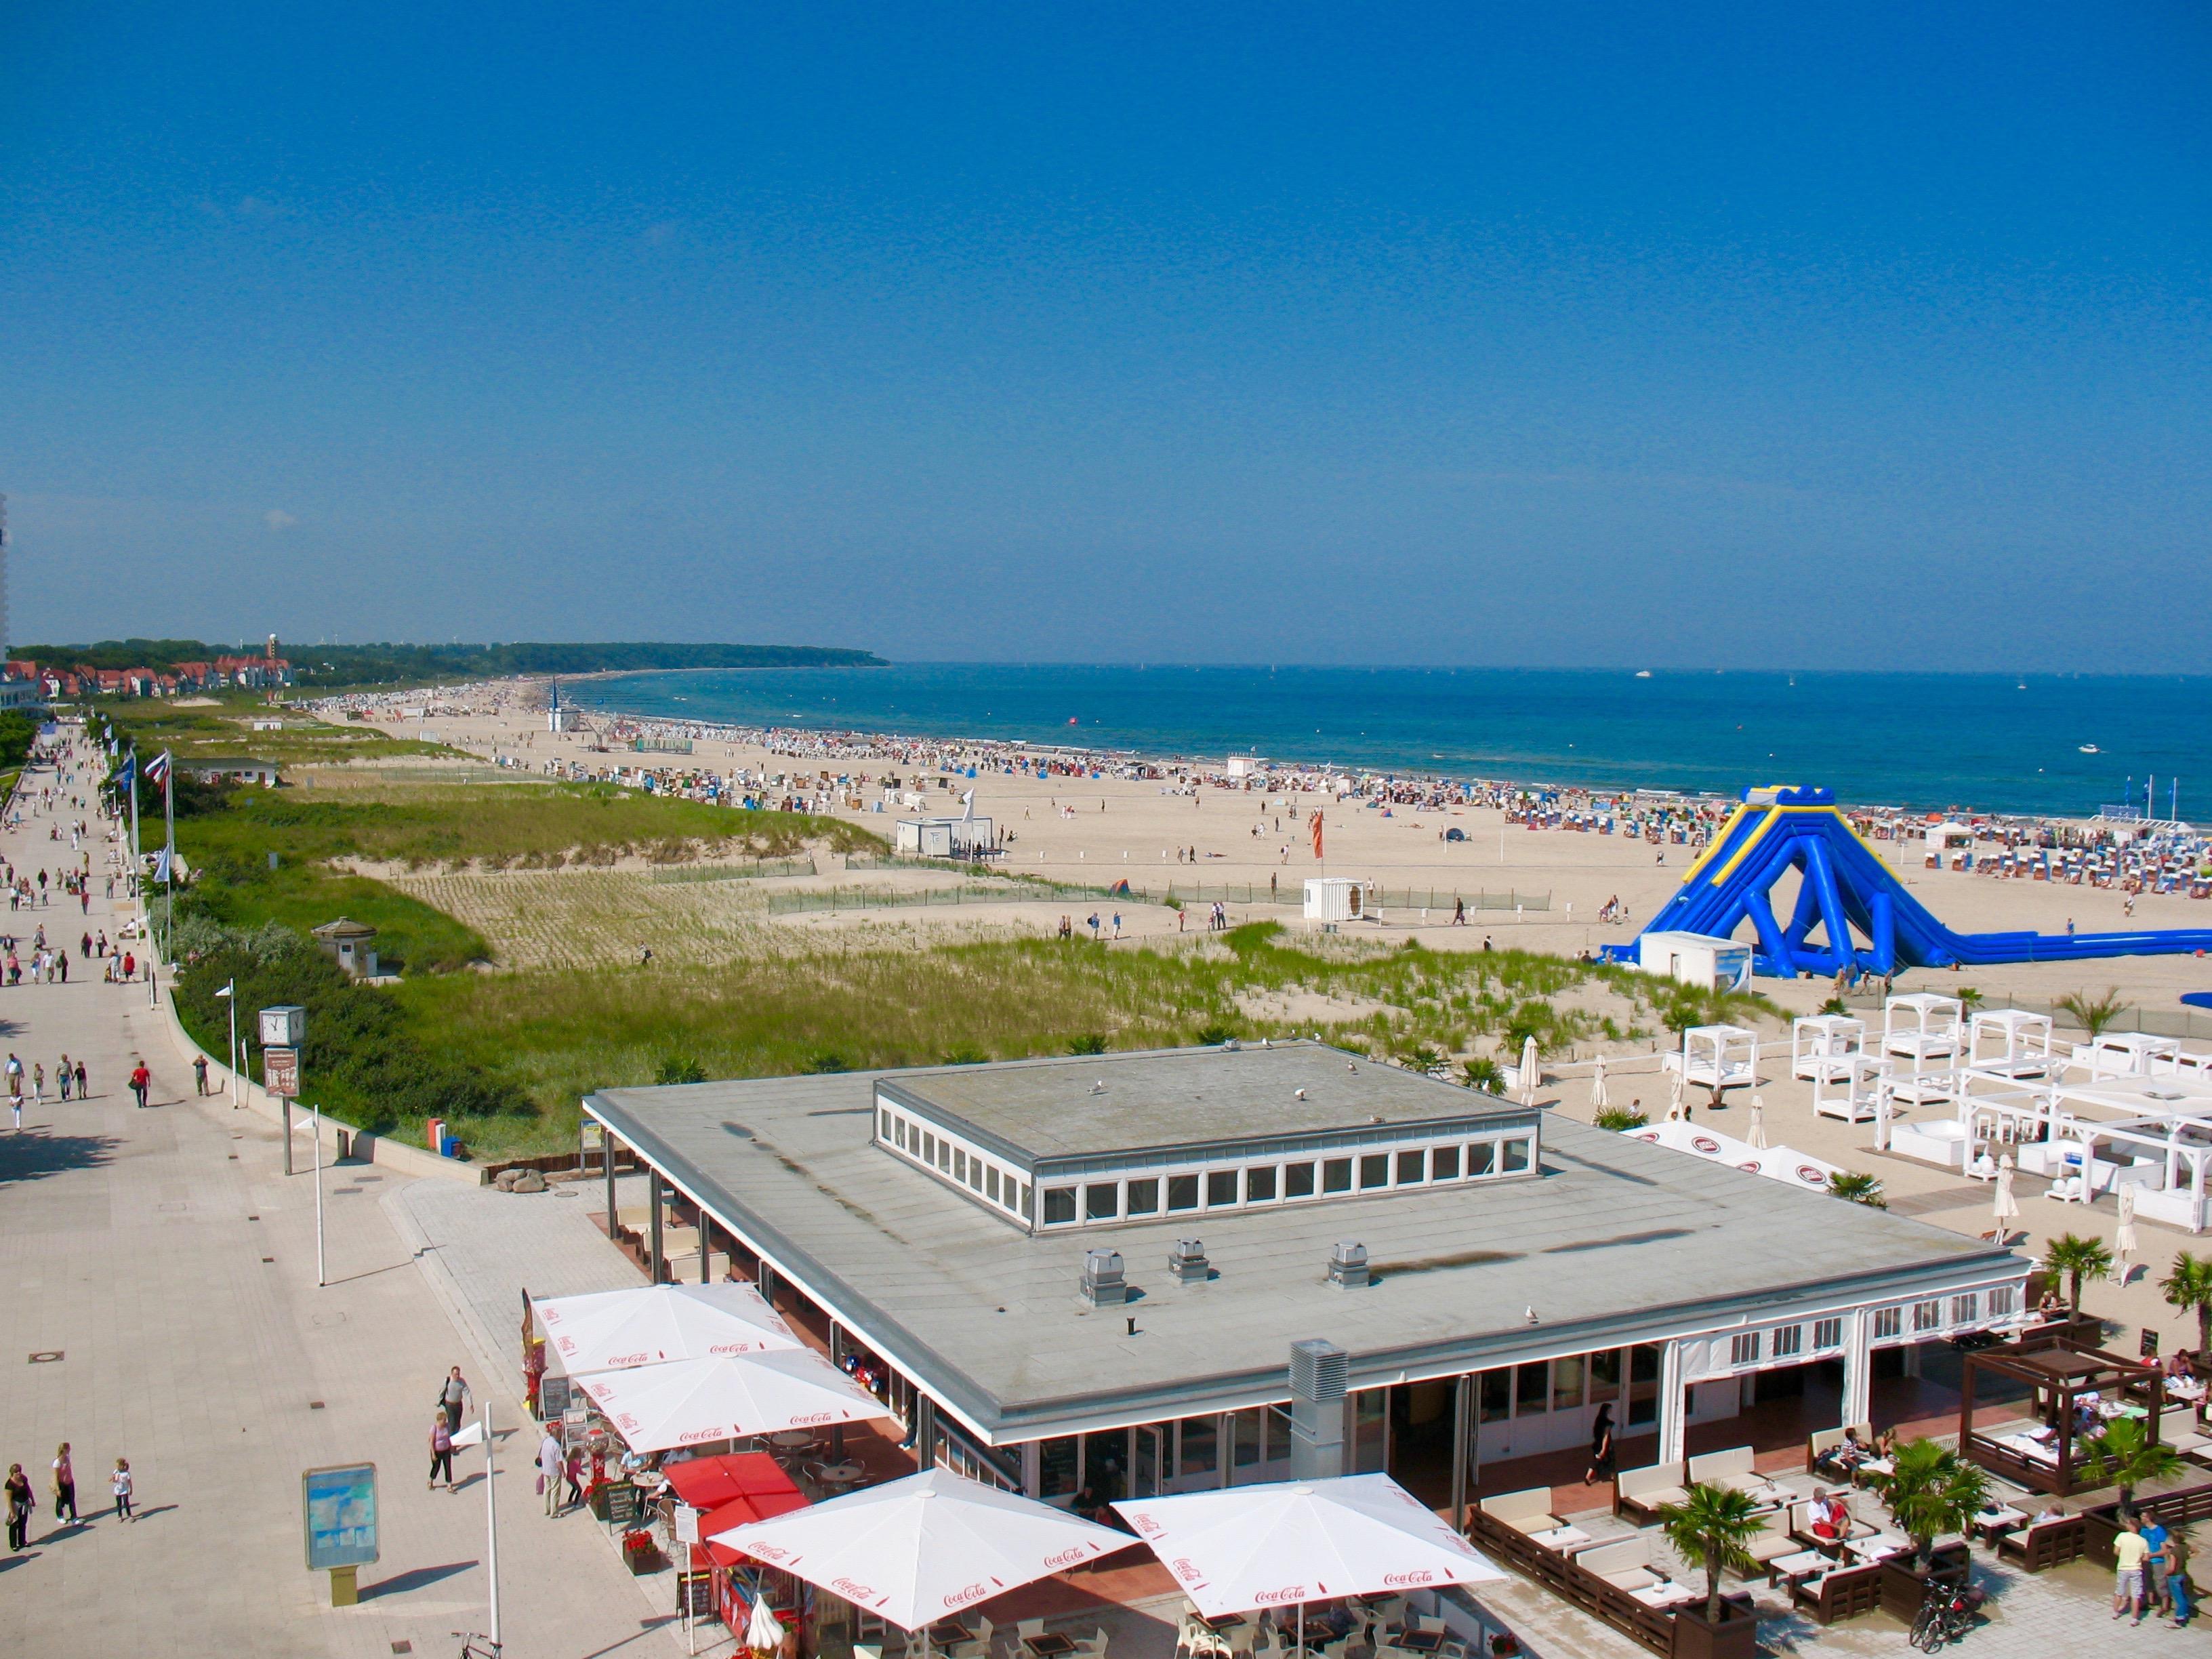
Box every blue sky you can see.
[3,3,2207,668]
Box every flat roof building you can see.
[584,1042,2024,1508]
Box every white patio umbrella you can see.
[1629,1120,1841,1191]
[535,1281,801,1374]
[710,1468,1132,1631]
[1589,1054,1609,1111]
[1111,1474,1504,1638]
[575,1351,892,1454]
[1519,1036,1539,1105]
[1665,1065,1686,1122]
[1746,1094,1768,1150]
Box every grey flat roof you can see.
[882,1042,1525,1162]
[586,1050,2018,1443]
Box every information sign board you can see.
[264,1046,300,1099]
[302,1462,379,1570]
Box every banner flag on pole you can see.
[146,750,171,788]
[1310,811,1324,860]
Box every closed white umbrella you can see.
[1665,1065,1686,1122]
[1519,1036,1539,1105]
[536,1282,800,1374]
[1113,1475,1503,1627]
[710,1468,1131,1631]
[575,1352,891,1454]
[1589,1054,1609,1111]
[1746,1094,1768,1150]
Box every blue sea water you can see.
[565,665,2211,820]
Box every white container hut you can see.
[1635,930,1753,993]
[1303,878,1378,928]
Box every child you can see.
[110,1458,134,1522]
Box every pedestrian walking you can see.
[30,1063,41,1105]
[1583,1402,1616,1487]
[438,1366,472,1433]
[51,1443,76,1523]
[2114,1516,2150,1622]
[110,1458,134,1522]
[129,1061,150,1109]
[4,1463,30,1549]
[192,1054,209,1096]
[538,1427,565,1515]
[57,1054,70,1102]
[73,1059,86,1099]
[562,1444,586,1510]
[428,1416,455,1490]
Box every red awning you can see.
[665,1453,810,1568]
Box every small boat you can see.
[1635,670,1652,679]
[2078,744,2100,754]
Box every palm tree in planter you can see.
[1872,1439,1990,1569]
[2043,1233,2114,1318]
[1828,1171,1888,1208]
[2084,1416,2184,1518]
[1655,1483,1765,1626]
[2160,1250,2212,1361]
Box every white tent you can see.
[536,1282,800,1374]
[575,1351,892,1453]
[1111,1475,1504,1620]
[1628,1119,1841,1193]
[709,1468,1132,1630]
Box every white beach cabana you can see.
[1112,1474,1504,1626]
[708,1468,1133,1632]
[1967,1010,2055,1080]
[536,1281,801,1374]
[1812,1052,1887,1126]
[1790,1015,1865,1084]
[1673,1025,1758,1093]
[575,1351,893,1453]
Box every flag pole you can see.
[163,754,175,956]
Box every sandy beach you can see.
[319,681,2212,1027]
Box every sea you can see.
[562,665,2212,821]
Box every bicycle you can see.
[1908,1578,1984,1652]
[454,1633,503,1659]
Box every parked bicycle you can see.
[454,1632,502,1659]
[1909,1578,1986,1651]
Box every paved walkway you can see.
[0,730,701,1658]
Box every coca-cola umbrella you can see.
[535,1282,801,1374]
[575,1351,891,1454]
[709,1467,1133,1634]
[1111,1474,1504,1645]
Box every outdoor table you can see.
[1765,1549,1830,1589]
[1853,1457,1894,1484]
[1970,1504,2028,1544]
[1395,1632,1444,1653]
[1629,1582,1695,1610]
[1525,1523,1593,1553]
[1196,1614,1246,1632]
[766,1430,817,1452]
[1843,1534,1910,1563]
[1024,1637,1077,1658]
[815,1460,865,1490]
[928,1622,976,1647]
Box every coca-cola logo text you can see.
[1042,1547,1090,1568]
[1382,1571,1437,1586]
[945,1582,992,1607]
[679,1426,724,1443]
[1250,1586,1309,1605]
[787,1411,836,1427]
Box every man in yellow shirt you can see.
[2113,1519,2150,1623]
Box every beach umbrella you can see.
[1664,1065,1686,1122]
[1990,1154,2019,1242]
[535,1282,800,1374]
[1589,1054,1609,1111]
[575,1351,891,1454]
[710,1468,1132,1631]
[1628,1120,1841,1191]
[1747,1095,1768,1150]
[1519,1036,1539,1105]
[1112,1474,1504,1631]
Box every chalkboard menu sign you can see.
[539,1374,573,1419]
[603,1480,642,1527]
[678,1570,716,1618]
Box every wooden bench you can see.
[1475,1486,1561,1537]
[1788,1560,1885,1624]
[1613,1461,1687,1527]
[1994,1515,2085,1573]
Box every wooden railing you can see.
[1460,1508,1679,1657]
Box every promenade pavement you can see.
[0,733,699,1659]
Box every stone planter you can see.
[1669,1592,1757,1659]
[1878,1544,1971,1622]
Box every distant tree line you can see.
[20,638,886,686]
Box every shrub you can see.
[654,1056,708,1086]
[1461,1057,1505,1093]
[1595,1106,1649,1131]
[1065,1033,1110,1055]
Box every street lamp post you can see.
[216,980,238,1106]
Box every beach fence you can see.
[649,857,817,884]
[766,880,1138,916]
[1145,884,1551,912]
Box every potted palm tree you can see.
[2084,1416,2184,1518]
[2160,1250,2212,1363]
[1654,1483,1763,1659]
[1870,1438,1986,1617]
[2043,1232,2114,1319]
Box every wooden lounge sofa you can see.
[1788,1559,1885,1624]
[1786,1498,1879,1553]
[1576,1535,1690,1604]
[1742,1511,1800,1572]
[1806,1422,1874,1480]
[2162,1405,2212,1460]
[1994,1511,2087,1572]
[1686,1445,1784,1502]
[1475,1487,1561,1537]
[1614,1461,1688,1526]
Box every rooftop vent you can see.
[1168,1238,1210,1285]
[1290,1337,1349,1403]
[1288,1338,1349,1480]
[1326,1240,1370,1290]
[1079,1248,1128,1307]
